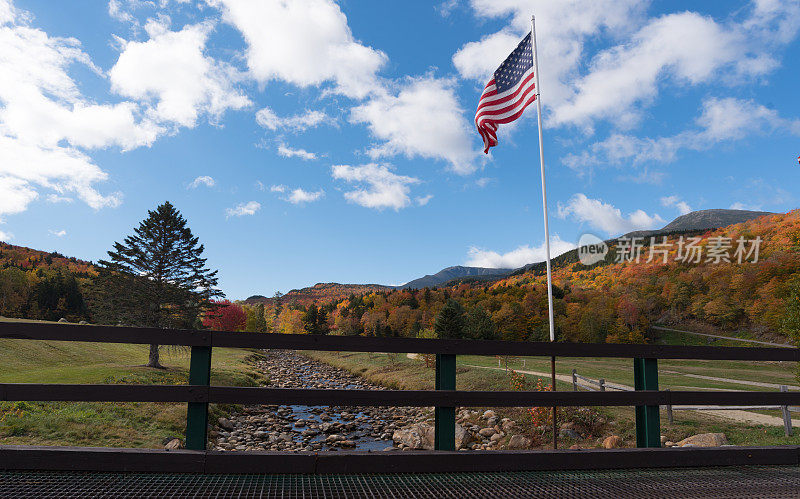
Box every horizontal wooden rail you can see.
[2,322,799,361]
[0,384,206,403]
[5,384,800,408]
[1,445,798,474]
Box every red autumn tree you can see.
[203,300,246,331]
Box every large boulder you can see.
[506,434,532,450]
[454,424,473,450]
[677,433,727,447]
[501,420,516,432]
[478,427,495,438]
[392,423,434,450]
[217,418,235,431]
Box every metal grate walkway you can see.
[2,466,800,498]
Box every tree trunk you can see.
[147,343,164,369]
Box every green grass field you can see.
[0,318,264,448]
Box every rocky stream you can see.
[211,350,531,452]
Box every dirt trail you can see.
[465,364,800,428]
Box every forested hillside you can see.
[248,211,800,344]
[244,283,391,308]
[0,242,95,321]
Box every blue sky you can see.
[1,0,798,299]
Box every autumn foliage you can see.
[256,210,800,344]
[202,300,246,331]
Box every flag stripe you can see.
[475,67,536,111]
[474,32,536,153]
[476,77,537,122]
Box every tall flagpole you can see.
[531,14,558,450]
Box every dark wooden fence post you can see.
[434,353,456,451]
[634,358,661,448]
[185,345,212,450]
[780,385,793,437]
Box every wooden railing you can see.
[1,322,800,473]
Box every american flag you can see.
[475,32,536,153]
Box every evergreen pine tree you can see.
[316,307,330,335]
[465,307,496,340]
[91,201,220,368]
[302,304,319,334]
[435,299,465,339]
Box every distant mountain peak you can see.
[625,208,774,239]
[398,265,514,289]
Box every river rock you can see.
[478,427,495,438]
[506,434,531,450]
[455,424,473,450]
[218,418,235,431]
[482,410,496,420]
[677,433,727,447]
[603,436,623,449]
[164,438,182,450]
[560,428,580,439]
[392,423,434,450]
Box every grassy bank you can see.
[0,320,264,448]
[305,350,800,449]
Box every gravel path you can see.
[466,364,800,428]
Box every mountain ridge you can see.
[243,208,777,299]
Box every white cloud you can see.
[415,194,433,206]
[49,229,66,237]
[730,201,760,211]
[188,175,215,188]
[210,0,386,98]
[0,10,160,151]
[109,19,250,128]
[331,163,420,211]
[0,175,38,216]
[557,193,663,236]
[660,195,691,215]
[225,200,261,217]
[255,107,335,132]
[453,29,522,81]
[0,0,27,26]
[46,194,73,203]
[0,2,181,219]
[277,143,317,160]
[286,188,324,204]
[456,1,798,130]
[466,236,576,268]
[563,97,800,172]
[108,0,136,25]
[350,77,478,174]
[0,136,122,216]
[552,12,759,129]
[696,97,800,141]
[454,0,645,111]
[0,229,11,241]
[267,184,324,203]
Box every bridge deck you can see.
[3,466,799,498]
